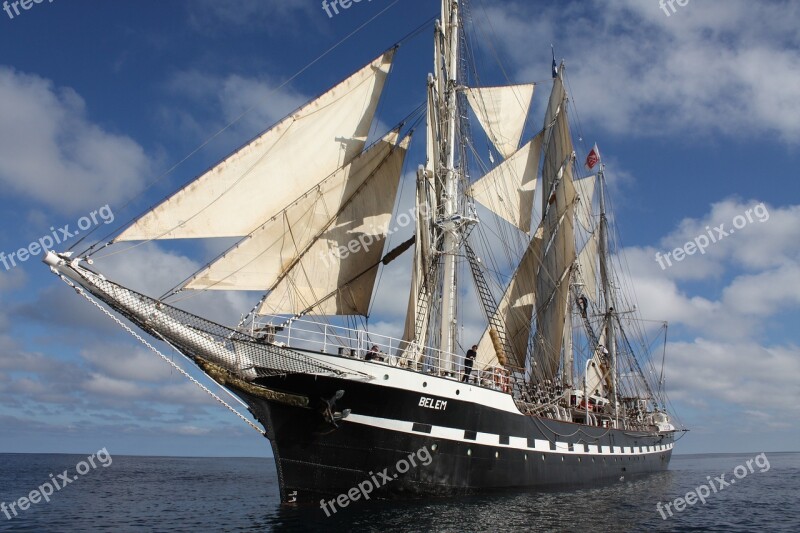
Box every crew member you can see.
[462,344,477,382]
[365,345,384,362]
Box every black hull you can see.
[232,355,674,506]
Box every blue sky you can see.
[1,0,799,457]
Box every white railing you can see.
[251,316,521,394]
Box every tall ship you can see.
[44,0,683,505]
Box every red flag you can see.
[585,143,601,170]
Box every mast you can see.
[563,298,574,386]
[438,0,461,370]
[597,165,618,424]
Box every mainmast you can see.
[597,166,618,423]
[437,0,461,370]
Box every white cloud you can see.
[613,197,800,434]
[163,70,306,141]
[665,339,800,421]
[80,344,179,384]
[722,263,800,316]
[83,373,143,399]
[481,0,800,141]
[617,199,800,338]
[653,200,796,274]
[168,425,212,436]
[91,242,255,327]
[0,67,152,214]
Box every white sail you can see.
[475,229,542,370]
[468,132,542,233]
[465,84,535,159]
[577,230,599,302]
[184,131,402,292]
[258,136,411,316]
[534,68,577,380]
[534,164,577,379]
[116,51,395,241]
[576,174,597,230]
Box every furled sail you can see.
[533,67,577,380]
[465,84,535,159]
[475,228,543,369]
[257,135,411,316]
[398,168,436,361]
[115,51,395,241]
[397,73,440,360]
[584,332,612,396]
[541,69,570,193]
[467,132,543,233]
[577,230,599,302]
[184,130,402,292]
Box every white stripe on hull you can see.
[345,413,674,455]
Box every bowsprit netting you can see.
[58,267,367,381]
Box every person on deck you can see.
[365,345,384,362]
[462,344,478,383]
[254,325,279,345]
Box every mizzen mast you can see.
[597,164,618,423]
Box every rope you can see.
[77,3,435,259]
[59,274,266,436]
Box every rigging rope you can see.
[75,1,434,259]
[60,274,266,437]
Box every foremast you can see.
[437,0,463,371]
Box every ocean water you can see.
[0,452,797,532]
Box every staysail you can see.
[468,132,542,233]
[183,130,403,293]
[474,228,542,369]
[257,134,411,316]
[115,51,395,241]
[576,174,597,230]
[465,84,535,159]
[577,229,599,302]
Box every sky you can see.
[0,0,798,458]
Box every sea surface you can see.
[0,452,797,532]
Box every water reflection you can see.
[261,471,677,532]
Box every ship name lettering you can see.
[418,396,447,410]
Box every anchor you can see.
[320,390,351,427]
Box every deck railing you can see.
[252,316,526,395]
